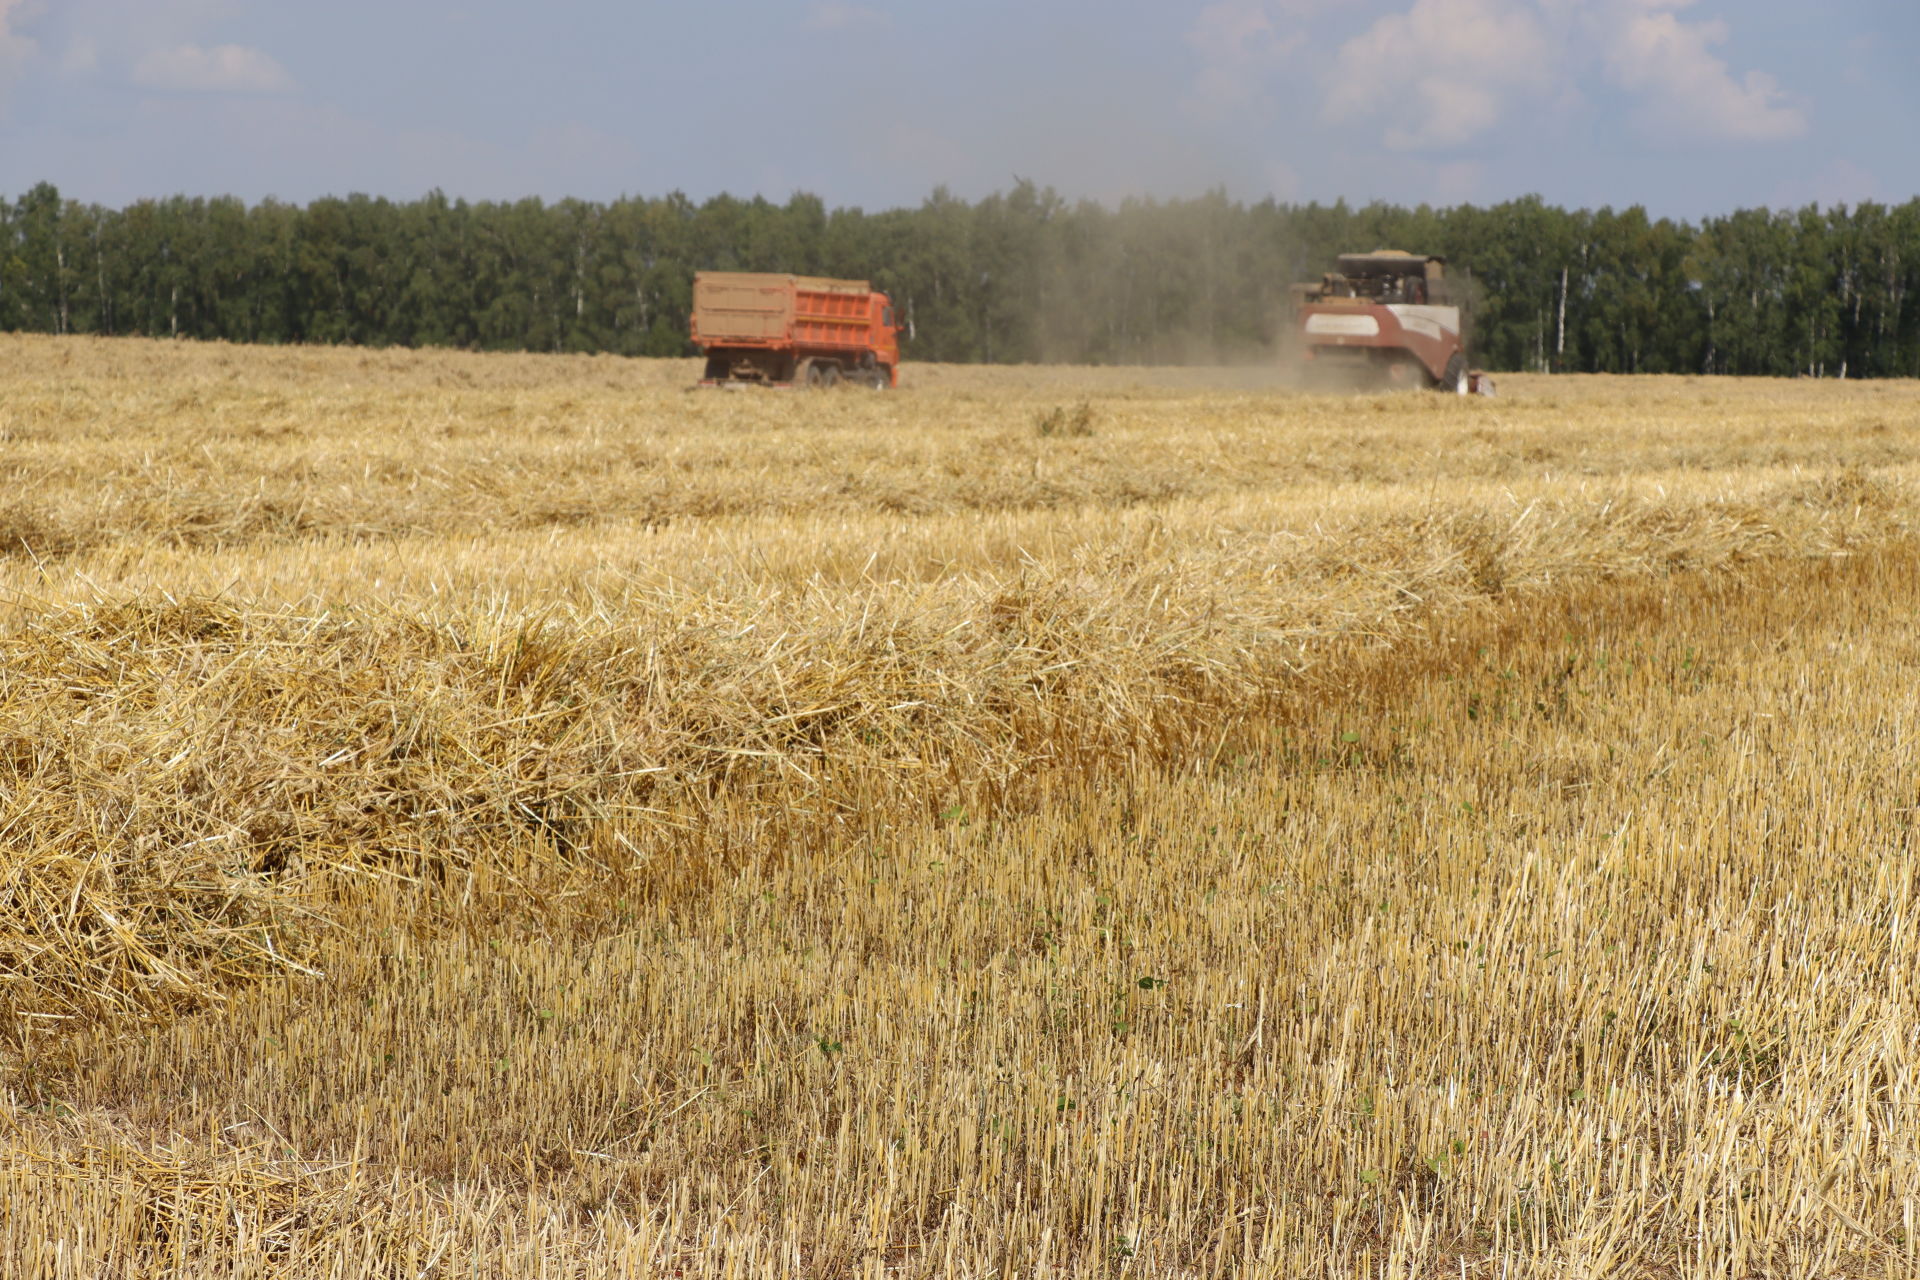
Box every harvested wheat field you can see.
[3,333,1919,1277]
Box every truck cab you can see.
[867,294,903,383]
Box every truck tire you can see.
[818,363,840,389]
[1441,352,1469,395]
[794,359,816,388]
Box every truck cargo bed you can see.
[691,271,902,389]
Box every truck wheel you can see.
[793,359,815,388]
[867,368,888,390]
[1441,352,1468,395]
[818,363,840,389]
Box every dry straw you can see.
[4,334,1920,1274]
[4,474,1909,1039]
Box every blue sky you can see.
[1,0,1914,219]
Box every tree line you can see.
[3,179,1916,377]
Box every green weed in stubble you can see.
[1034,402,1096,438]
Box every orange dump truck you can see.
[691,271,903,389]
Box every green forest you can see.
[3,179,1916,377]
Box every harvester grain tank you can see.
[691,271,902,389]
[1294,250,1484,394]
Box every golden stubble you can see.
[3,334,1920,1276]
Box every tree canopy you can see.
[3,180,1915,377]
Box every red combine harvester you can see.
[692,271,903,389]
[1294,250,1490,394]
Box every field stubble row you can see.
[3,335,1918,556]
[12,545,1920,1277]
[3,336,1920,1275]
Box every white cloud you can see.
[1318,0,1804,149]
[60,38,98,74]
[805,3,887,31]
[1183,1,1310,120]
[1323,0,1555,149]
[1600,1,1805,141]
[132,42,292,93]
[1187,1,1308,66]
[1,0,40,81]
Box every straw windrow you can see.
[5,335,1920,1275]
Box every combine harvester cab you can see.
[692,271,902,389]
[1294,251,1488,394]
